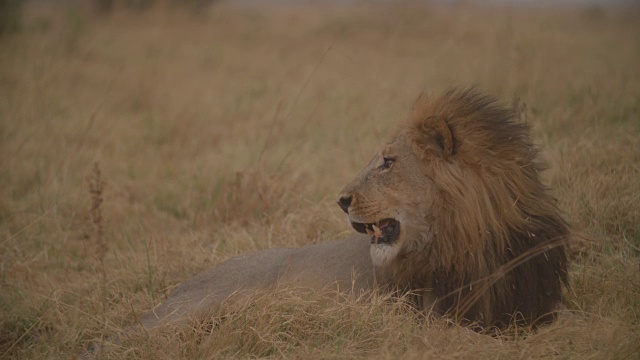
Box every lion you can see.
[338,88,569,327]
[130,88,569,335]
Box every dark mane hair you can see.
[401,88,569,328]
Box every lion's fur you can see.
[128,89,568,337]
[135,236,381,331]
[382,89,569,327]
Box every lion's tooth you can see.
[365,228,374,236]
[372,224,382,237]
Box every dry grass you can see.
[1,1,639,358]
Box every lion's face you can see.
[338,134,436,267]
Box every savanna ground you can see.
[1,1,639,358]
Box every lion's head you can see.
[338,89,569,328]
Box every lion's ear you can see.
[420,116,454,159]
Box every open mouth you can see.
[350,218,400,245]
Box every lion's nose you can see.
[337,195,352,214]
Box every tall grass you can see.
[88,162,108,354]
[0,1,639,358]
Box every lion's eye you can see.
[381,157,395,169]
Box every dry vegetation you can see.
[1,1,639,358]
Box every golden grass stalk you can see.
[88,162,108,350]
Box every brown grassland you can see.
[1,1,639,358]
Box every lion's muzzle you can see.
[337,193,401,245]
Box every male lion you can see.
[133,89,569,334]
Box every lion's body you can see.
[137,236,384,329]
[134,89,569,333]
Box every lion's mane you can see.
[398,89,569,328]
